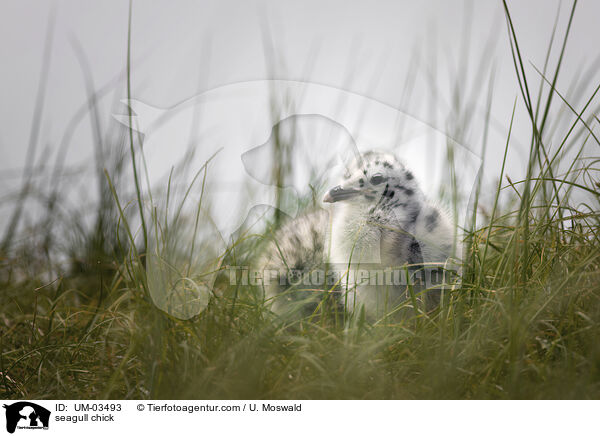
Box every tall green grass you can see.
[1,0,599,399]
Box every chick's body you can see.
[260,150,457,319]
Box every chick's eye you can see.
[370,174,386,185]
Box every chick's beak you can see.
[323,185,359,203]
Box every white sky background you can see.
[1,0,599,236]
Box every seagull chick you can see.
[259,150,458,319]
